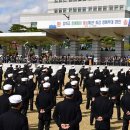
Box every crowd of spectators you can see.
[1,54,130,66]
[102,55,130,66]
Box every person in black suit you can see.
[0,95,29,130]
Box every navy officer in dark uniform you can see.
[53,88,82,130]
[36,82,54,130]
[92,87,113,130]
[71,80,82,106]
[0,65,3,89]
[109,76,122,120]
[0,94,29,130]
[121,85,130,130]
[0,84,12,115]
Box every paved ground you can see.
[0,75,125,130]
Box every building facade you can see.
[20,0,130,59]
[20,0,130,27]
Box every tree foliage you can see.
[100,36,115,46]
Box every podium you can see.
[88,56,92,65]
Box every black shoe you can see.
[90,123,93,126]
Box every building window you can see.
[73,7,77,12]
[88,7,92,11]
[103,6,107,11]
[83,7,86,12]
[73,0,77,2]
[109,5,113,11]
[78,0,82,1]
[59,8,62,13]
[69,0,72,2]
[69,8,72,12]
[78,7,82,12]
[63,0,67,2]
[31,22,37,28]
[93,6,97,11]
[114,5,118,11]
[98,6,102,11]
[63,8,67,13]
[59,0,62,2]
[120,5,124,10]
[54,9,58,13]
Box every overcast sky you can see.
[0,0,47,32]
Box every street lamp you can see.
[63,14,70,20]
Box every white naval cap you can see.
[64,88,74,95]
[8,73,13,78]
[90,70,93,73]
[113,77,118,81]
[95,79,101,83]
[0,65,2,67]
[21,66,24,69]
[13,68,16,70]
[121,71,125,74]
[71,65,75,69]
[42,69,47,72]
[21,77,28,82]
[110,72,113,75]
[9,95,22,104]
[3,84,12,90]
[28,63,32,67]
[89,74,93,78]
[62,63,65,66]
[18,71,23,74]
[85,66,88,69]
[100,87,109,92]
[127,85,130,89]
[44,76,50,81]
[28,75,33,79]
[43,82,50,88]
[71,80,78,86]
[70,75,76,79]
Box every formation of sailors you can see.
[0,63,130,130]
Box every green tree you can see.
[9,24,27,32]
[100,36,115,46]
